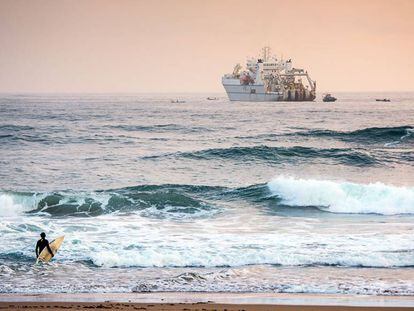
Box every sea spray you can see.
[0,192,39,216]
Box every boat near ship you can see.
[323,93,337,102]
[222,47,316,102]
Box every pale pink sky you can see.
[0,0,413,93]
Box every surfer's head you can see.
[40,232,46,238]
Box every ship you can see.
[222,47,316,102]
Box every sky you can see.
[0,0,413,93]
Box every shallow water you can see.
[0,93,413,294]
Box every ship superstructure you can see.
[222,47,316,102]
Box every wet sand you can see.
[0,301,413,310]
[0,293,413,310]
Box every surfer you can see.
[35,232,54,259]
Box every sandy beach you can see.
[1,302,413,311]
[1,293,414,310]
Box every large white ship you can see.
[222,47,316,102]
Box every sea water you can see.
[0,93,413,294]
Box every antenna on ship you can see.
[262,46,271,62]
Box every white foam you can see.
[268,176,414,215]
[85,223,414,268]
[0,193,38,216]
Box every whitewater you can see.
[0,92,413,295]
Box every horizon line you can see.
[1,90,414,95]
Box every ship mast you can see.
[261,46,271,62]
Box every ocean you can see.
[0,93,413,295]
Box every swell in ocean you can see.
[1,124,412,145]
[234,125,413,142]
[138,125,414,166]
[294,125,414,144]
[2,176,414,218]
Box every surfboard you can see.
[36,236,65,264]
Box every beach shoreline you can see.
[1,292,413,310]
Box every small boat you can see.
[375,98,391,102]
[170,99,186,103]
[206,97,218,100]
[323,93,337,102]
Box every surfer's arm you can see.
[46,241,54,257]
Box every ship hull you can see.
[223,81,283,102]
[222,79,314,102]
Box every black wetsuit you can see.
[36,238,54,258]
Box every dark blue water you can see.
[0,93,413,294]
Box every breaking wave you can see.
[1,177,413,217]
[0,185,221,218]
[268,176,414,215]
[1,178,414,272]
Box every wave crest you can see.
[0,185,219,218]
[268,176,414,215]
[300,126,414,146]
[176,146,379,166]
[1,178,413,217]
